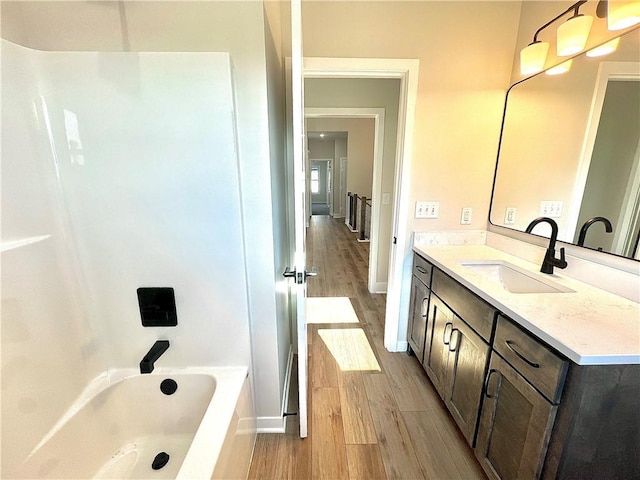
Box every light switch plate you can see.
[460,207,472,225]
[505,207,517,224]
[415,201,439,219]
[540,201,563,218]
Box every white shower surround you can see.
[1,39,255,476]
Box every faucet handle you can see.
[556,247,568,269]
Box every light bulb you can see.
[546,59,573,76]
[557,14,593,56]
[608,0,640,30]
[520,41,550,75]
[586,37,621,57]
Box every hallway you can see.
[248,216,485,479]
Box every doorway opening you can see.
[303,58,420,353]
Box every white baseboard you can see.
[370,282,387,294]
[357,238,370,243]
[348,227,358,233]
[331,213,345,219]
[256,416,286,433]
[387,340,409,353]
[257,347,294,434]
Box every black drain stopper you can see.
[152,452,170,470]
[160,379,178,395]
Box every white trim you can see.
[305,107,385,295]
[567,61,640,241]
[370,281,388,294]
[395,340,409,352]
[309,158,332,206]
[281,347,294,433]
[256,417,286,434]
[613,137,640,256]
[290,0,307,440]
[303,58,419,354]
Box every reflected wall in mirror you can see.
[490,28,640,260]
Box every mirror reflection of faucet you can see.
[525,217,568,274]
[577,216,613,251]
[140,340,170,374]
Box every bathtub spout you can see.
[140,340,170,374]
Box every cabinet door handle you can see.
[448,328,460,352]
[443,322,453,345]
[416,266,428,274]
[484,369,502,399]
[421,298,428,317]
[505,340,540,368]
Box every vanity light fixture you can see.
[319,133,325,138]
[586,36,621,55]
[557,5,594,56]
[520,1,588,75]
[546,59,573,75]
[607,0,640,30]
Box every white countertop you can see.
[413,244,640,366]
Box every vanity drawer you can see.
[494,315,568,404]
[412,254,433,287]
[431,268,495,342]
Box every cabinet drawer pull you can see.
[443,322,453,345]
[448,328,460,352]
[505,340,540,368]
[416,266,428,274]
[484,369,502,399]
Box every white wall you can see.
[307,118,375,198]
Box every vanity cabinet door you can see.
[408,276,430,364]
[476,353,557,480]
[424,294,454,399]
[445,317,490,446]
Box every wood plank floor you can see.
[249,216,486,480]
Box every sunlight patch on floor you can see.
[306,297,360,324]
[318,328,381,372]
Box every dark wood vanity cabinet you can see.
[409,252,640,480]
[475,352,558,480]
[475,316,568,480]
[424,269,491,445]
[407,255,432,364]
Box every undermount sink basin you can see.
[460,260,575,294]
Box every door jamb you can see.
[305,107,385,293]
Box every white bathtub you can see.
[12,367,255,479]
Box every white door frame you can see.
[305,107,385,294]
[304,57,420,352]
[309,158,333,210]
[339,156,348,218]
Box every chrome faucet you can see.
[140,340,170,374]
[577,216,613,250]
[525,217,568,274]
